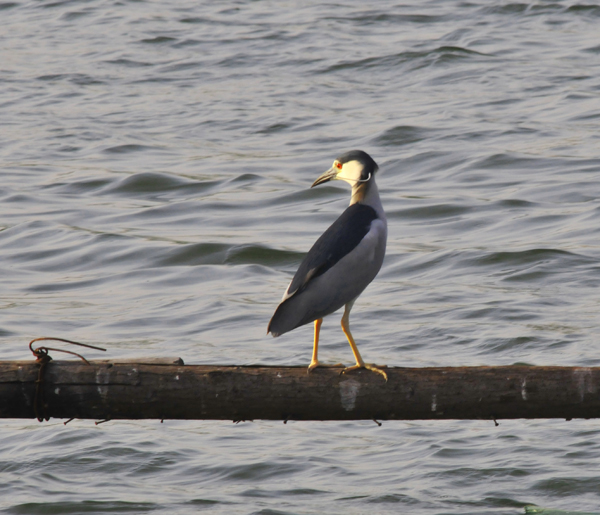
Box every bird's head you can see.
[311,150,378,188]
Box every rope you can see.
[29,337,107,422]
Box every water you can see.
[1,0,600,513]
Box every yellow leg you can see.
[307,318,323,373]
[340,302,387,381]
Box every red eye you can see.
[335,162,342,169]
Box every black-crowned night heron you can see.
[268,150,387,380]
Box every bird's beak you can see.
[311,167,338,188]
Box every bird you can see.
[267,150,388,380]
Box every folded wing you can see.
[268,203,381,336]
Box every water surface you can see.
[1,1,600,513]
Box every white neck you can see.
[350,178,385,218]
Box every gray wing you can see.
[285,203,378,298]
[268,203,379,336]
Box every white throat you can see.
[350,178,385,218]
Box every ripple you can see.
[533,476,600,496]
[6,501,160,514]
[468,249,588,268]
[390,203,473,220]
[320,45,489,74]
[192,461,308,482]
[102,144,157,154]
[36,74,105,85]
[99,172,220,199]
[43,178,113,195]
[366,493,420,504]
[104,59,155,69]
[156,243,301,267]
[374,125,437,147]
[333,12,448,25]
[566,4,600,16]
[140,36,178,45]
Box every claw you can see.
[308,362,345,374]
[341,363,388,382]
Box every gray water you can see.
[2,1,600,513]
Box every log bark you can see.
[1,360,600,421]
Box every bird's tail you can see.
[267,296,307,337]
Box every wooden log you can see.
[1,360,600,422]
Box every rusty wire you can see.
[29,337,106,364]
[29,337,107,422]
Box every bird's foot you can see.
[341,363,388,382]
[307,362,344,374]
[307,360,320,374]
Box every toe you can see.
[307,361,320,374]
[341,363,387,382]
